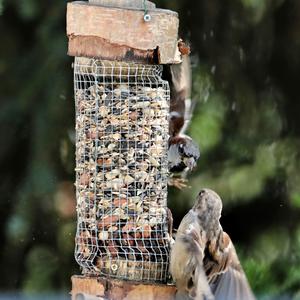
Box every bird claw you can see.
[168,177,190,189]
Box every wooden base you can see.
[71,276,176,300]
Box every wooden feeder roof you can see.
[67,0,181,64]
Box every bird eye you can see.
[198,190,205,197]
[187,277,194,289]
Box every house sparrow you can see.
[168,135,200,174]
[170,189,256,300]
[164,55,200,189]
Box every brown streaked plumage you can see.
[164,55,200,186]
[165,55,192,137]
[170,189,256,300]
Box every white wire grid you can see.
[73,58,170,282]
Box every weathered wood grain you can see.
[89,0,156,10]
[67,2,181,64]
[71,276,177,300]
[68,35,158,64]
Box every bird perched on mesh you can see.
[170,189,256,300]
[164,53,200,189]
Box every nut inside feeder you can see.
[67,0,181,286]
[74,58,170,281]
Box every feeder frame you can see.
[68,0,179,299]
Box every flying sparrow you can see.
[170,189,256,300]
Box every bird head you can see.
[168,135,200,173]
[192,189,223,231]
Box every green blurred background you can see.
[1,0,300,299]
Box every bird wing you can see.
[206,232,256,300]
[184,137,200,159]
[169,55,192,111]
[175,291,194,300]
[180,97,196,135]
[174,56,195,135]
[210,267,255,300]
[167,55,193,136]
[171,217,214,300]
[168,143,183,169]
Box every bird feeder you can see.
[67,0,180,298]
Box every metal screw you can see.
[144,14,151,22]
[111,264,118,272]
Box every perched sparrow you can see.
[164,55,200,189]
[170,189,255,300]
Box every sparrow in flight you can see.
[170,189,256,300]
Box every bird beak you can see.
[184,157,196,170]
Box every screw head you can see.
[111,264,118,272]
[144,14,151,22]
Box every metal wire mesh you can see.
[74,57,170,282]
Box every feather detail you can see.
[165,55,192,136]
[171,189,256,300]
[171,213,214,300]
[210,267,255,300]
[207,232,255,300]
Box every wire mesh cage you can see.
[74,57,171,282]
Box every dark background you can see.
[1,0,300,298]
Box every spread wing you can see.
[205,232,256,300]
[210,267,255,300]
[171,218,214,300]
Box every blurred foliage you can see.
[0,0,300,298]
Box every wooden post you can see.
[71,276,176,300]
